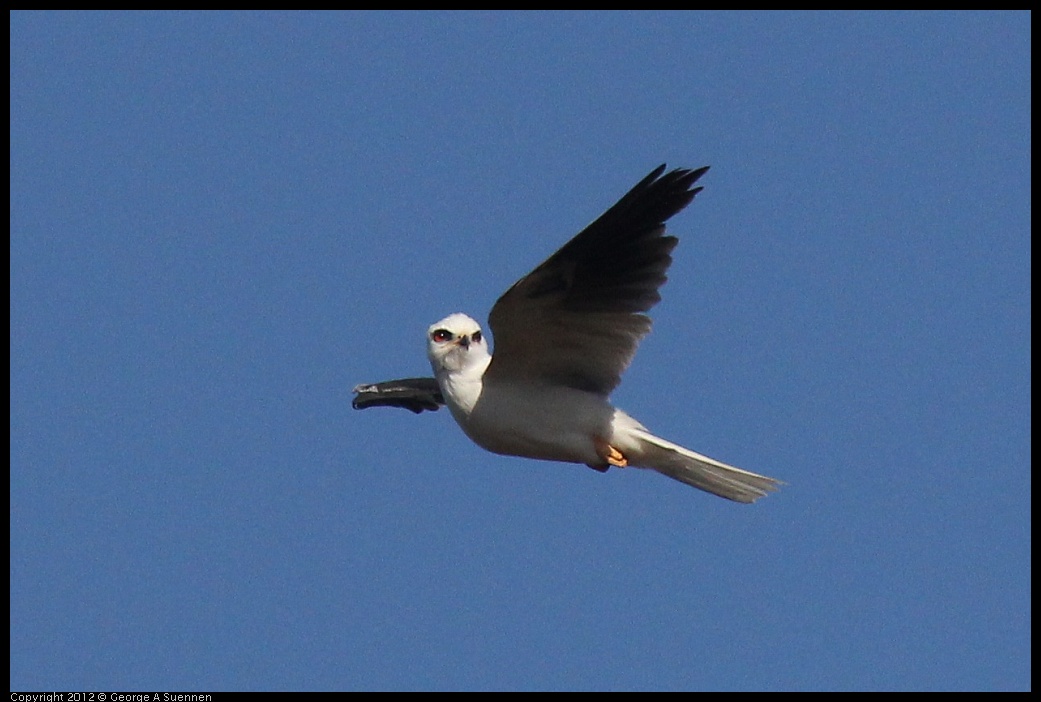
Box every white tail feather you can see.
[629,428,781,503]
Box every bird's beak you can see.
[458,335,471,349]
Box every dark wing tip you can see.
[351,378,445,414]
[580,163,711,247]
[627,163,710,219]
[494,162,712,319]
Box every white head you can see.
[427,313,490,376]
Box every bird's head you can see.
[427,313,490,375]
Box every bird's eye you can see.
[472,331,482,343]
[432,329,453,343]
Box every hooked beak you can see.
[457,335,471,349]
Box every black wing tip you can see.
[351,396,440,414]
[646,162,709,176]
[629,161,710,195]
[636,162,708,182]
[351,377,445,414]
[602,162,710,232]
[645,163,711,196]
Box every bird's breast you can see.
[455,381,618,465]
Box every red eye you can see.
[432,329,452,343]
[472,331,482,343]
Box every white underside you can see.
[440,374,779,503]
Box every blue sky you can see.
[10,11,1030,692]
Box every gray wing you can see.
[485,164,709,395]
[352,377,445,414]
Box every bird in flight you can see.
[353,164,781,502]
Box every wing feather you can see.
[352,377,445,413]
[485,165,709,395]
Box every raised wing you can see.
[485,164,709,395]
[352,377,445,414]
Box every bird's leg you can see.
[606,446,628,467]
[593,436,628,468]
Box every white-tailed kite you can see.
[354,165,781,502]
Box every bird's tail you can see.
[629,428,781,503]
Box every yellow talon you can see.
[595,437,624,470]
[606,446,628,467]
[594,437,628,467]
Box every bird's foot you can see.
[594,437,628,468]
[607,447,628,467]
